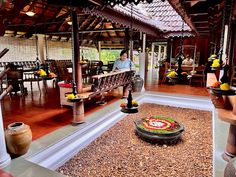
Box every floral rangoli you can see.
[134,116,184,144]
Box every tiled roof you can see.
[115,0,191,34]
[139,0,191,32]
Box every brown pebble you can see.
[57,104,212,177]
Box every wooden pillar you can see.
[124,28,130,57]
[0,103,11,168]
[145,48,149,72]
[71,9,84,124]
[38,34,45,64]
[130,40,133,60]
[139,33,146,92]
[98,41,102,60]
[150,42,155,71]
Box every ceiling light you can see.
[67,21,72,25]
[26,11,35,17]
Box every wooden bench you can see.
[58,69,135,106]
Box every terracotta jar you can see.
[133,75,144,92]
[5,122,32,156]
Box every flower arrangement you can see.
[120,100,138,108]
[35,69,57,78]
[211,59,220,68]
[65,93,81,102]
[35,69,47,77]
[208,54,217,61]
[135,116,182,134]
[181,72,188,76]
[80,60,87,64]
[48,72,57,78]
[211,81,230,91]
[167,71,177,77]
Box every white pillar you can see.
[38,34,45,63]
[222,25,228,63]
[163,46,167,60]
[150,43,155,71]
[98,41,102,60]
[139,33,146,92]
[0,103,11,168]
[157,45,162,65]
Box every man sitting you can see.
[182,54,194,66]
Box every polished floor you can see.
[2,70,209,140]
[145,69,209,96]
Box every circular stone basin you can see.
[134,116,184,144]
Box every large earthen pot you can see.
[132,75,143,92]
[5,122,32,156]
[225,157,236,177]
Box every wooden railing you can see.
[59,69,135,106]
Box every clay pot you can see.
[5,122,32,156]
[224,157,236,177]
[132,75,144,92]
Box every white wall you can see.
[0,37,73,62]
[0,37,37,61]
[0,37,100,62]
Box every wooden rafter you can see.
[112,22,122,38]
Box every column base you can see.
[72,102,85,125]
[222,151,236,162]
[0,153,11,168]
[71,120,85,126]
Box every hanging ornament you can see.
[175,17,185,78]
[120,3,138,114]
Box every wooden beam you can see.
[83,7,161,37]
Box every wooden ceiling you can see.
[0,0,163,49]
[168,0,227,36]
[185,0,224,36]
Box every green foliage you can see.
[80,47,98,60]
[100,49,121,64]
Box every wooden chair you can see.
[55,60,72,83]
[6,65,24,95]
[107,61,115,71]
[188,66,206,86]
[161,62,170,84]
[23,72,42,92]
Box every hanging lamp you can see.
[120,3,138,114]
[190,42,197,74]
[175,15,185,79]
[34,33,40,70]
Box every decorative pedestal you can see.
[134,116,184,144]
[121,107,138,114]
[207,73,236,162]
